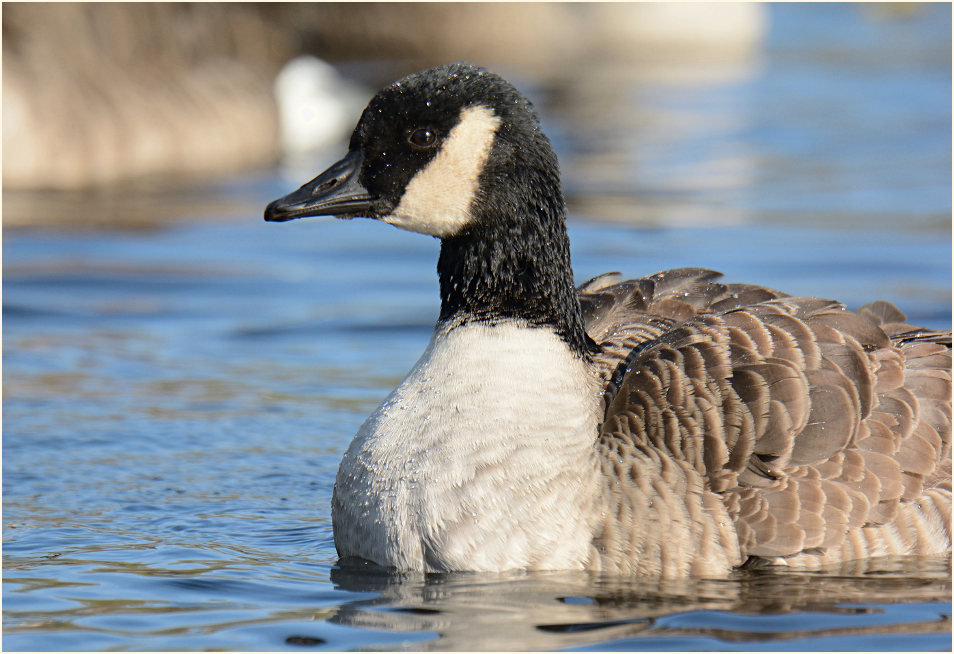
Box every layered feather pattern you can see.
[582,268,952,575]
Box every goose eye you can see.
[408,128,437,148]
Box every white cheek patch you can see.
[384,105,501,238]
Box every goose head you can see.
[265,62,562,236]
[265,62,594,356]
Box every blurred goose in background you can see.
[265,63,952,577]
[274,55,370,162]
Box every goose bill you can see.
[264,150,375,222]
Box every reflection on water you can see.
[3,544,949,651]
[3,4,951,652]
[326,556,951,651]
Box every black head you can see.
[265,62,595,357]
[265,62,560,239]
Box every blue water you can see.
[3,4,951,651]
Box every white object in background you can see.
[274,56,369,160]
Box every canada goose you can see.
[265,62,952,577]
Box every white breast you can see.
[332,321,603,572]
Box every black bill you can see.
[264,150,374,222]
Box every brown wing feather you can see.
[582,269,952,574]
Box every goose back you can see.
[581,268,952,575]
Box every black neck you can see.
[436,159,595,358]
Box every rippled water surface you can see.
[4,4,951,651]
